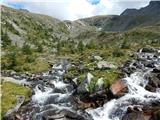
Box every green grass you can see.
[1,81,32,117]
[1,46,50,73]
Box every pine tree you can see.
[22,43,32,55]
[8,51,17,69]
[56,41,61,55]
[2,31,11,48]
[37,44,43,52]
[77,41,84,52]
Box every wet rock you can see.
[78,90,107,109]
[122,112,145,120]
[109,80,127,98]
[121,60,137,75]
[41,109,92,120]
[132,61,143,69]
[145,85,156,92]
[140,48,156,53]
[77,73,94,94]
[150,110,160,120]
[153,66,160,73]
[143,61,155,68]
[122,106,144,120]
[97,61,116,69]
[145,72,160,92]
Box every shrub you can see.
[77,41,84,52]
[112,49,124,57]
[8,51,17,69]
[36,44,43,52]
[121,39,130,49]
[1,31,11,48]
[22,43,32,55]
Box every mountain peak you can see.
[149,1,160,6]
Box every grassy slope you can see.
[1,79,32,117]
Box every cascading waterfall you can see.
[86,49,160,120]
[3,49,160,120]
[28,59,78,119]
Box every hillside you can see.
[1,2,160,120]
[78,15,117,29]
[1,4,160,73]
[1,5,97,48]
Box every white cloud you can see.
[2,0,151,21]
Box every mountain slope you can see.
[1,5,70,47]
[1,5,97,48]
[78,15,117,29]
[80,1,160,31]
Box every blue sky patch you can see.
[5,2,25,9]
[87,0,101,5]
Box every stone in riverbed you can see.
[145,71,160,92]
[109,80,128,98]
[122,111,145,120]
[122,106,145,120]
[153,66,160,73]
[139,48,156,53]
[41,109,92,120]
[150,110,160,120]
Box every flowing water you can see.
[86,49,160,120]
[3,49,160,120]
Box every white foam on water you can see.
[51,80,68,89]
[32,86,53,104]
[87,70,160,120]
[53,64,63,70]
[87,99,118,120]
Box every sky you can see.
[1,0,151,21]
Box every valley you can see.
[1,1,160,120]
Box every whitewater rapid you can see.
[9,49,159,120]
[86,49,160,120]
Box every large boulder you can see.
[109,80,128,98]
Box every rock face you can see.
[109,80,127,98]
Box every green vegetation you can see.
[1,45,49,73]
[22,43,32,55]
[77,41,85,53]
[1,31,11,48]
[1,81,32,117]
